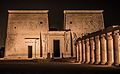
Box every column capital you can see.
[113,30,119,36]
[78,40,82,43]
[86,38,89,41]
[95,35,99,39]
[101,34,106,37]
[82,39,85,43]
[100,34,106,39]
[107,32,113,40]
[107,32,112,35]
[85,38,89,44]
[90,37,94,40]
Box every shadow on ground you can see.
[0,60,120,74]
[0,63,120,74]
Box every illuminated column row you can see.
[77,29,120,66]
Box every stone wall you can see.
[64,10,104,57]
[5,10,49,59]
[4,10,105,60]
[47,31,71,58]
[64,10,104,37]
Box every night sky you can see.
[0,0,120,48]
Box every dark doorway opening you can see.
[53,40,60,57]
[28,46,32,58]
[0,47,5,58]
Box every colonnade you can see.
[75,26,120,66]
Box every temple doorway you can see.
[53,40,60,57]
[28,46,32,58]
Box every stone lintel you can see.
[48,31,66,36]
[8,10,49,14]
[64,10,104,14]
[77,25,120,40]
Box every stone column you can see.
[79,40,82,63]
[100,34,107,64]
[81,39,85,63]
[90,37,95,64]
[76,43,80,62]
[95,35,101,64]
[107,32,114,65]
[113,30,120,66]
[85,38,90,63]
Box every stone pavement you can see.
[0,59,120,74]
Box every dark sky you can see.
[0,0,120,47]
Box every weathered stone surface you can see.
[4,10,105,60]
[113,30,120,66]
[64,10,104,37]
[81,40,85,63]
[47,31,71,58]
[100,34,107,64]
[85,38,90,63]
[75,25,120,66]
[5,10,72,60]
[107,32,114,65]
[79,41,82,63]
[95,35,100,64]
[5,10,49,59]
[90,37,95,64]
[64,10,104,60]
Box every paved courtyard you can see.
[0,60,120,74]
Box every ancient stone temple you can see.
[4,10,104,60]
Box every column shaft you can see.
[82,40,85,63]
[79,41,82,63]
[76,44,80,62]
[95,36,101,64]
[113,30,120,66]
[107,32,114,65]
[90,37,95,64]
[85,38,90,63]
[100,34,107,64]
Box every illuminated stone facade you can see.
[4,10,104,60]
[64,10,104,37]
[5,10,49,59]
[64,10,104,57]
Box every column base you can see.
[85,61,90,64]
[89,61,95,64]
[94,62,100,65]
[75,60,80,62]
[79,61,82,64]
[105,62,113,66]
[113,63,120,67]
[100,61,107,65]
[79,60,82,64]
[82,60,85,63]
[115,64,120,67]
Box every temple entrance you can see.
[53,40,60,57]
[28,46,32,58]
